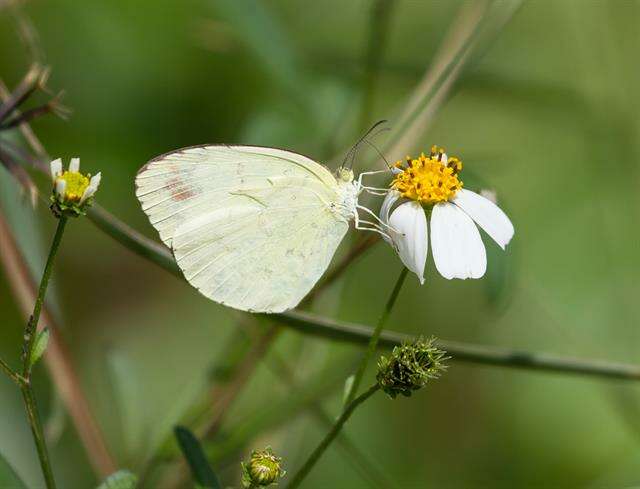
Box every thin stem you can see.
[0,209,117,477]
[344,267,407,406]
[0,357,22,384]
[20,384,56,488]
[71,204,640,382]
[278,310,640,382]
[16,216,67,489]
[287,384,380,489]
[23,216,67,376]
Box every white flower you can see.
[381,147,514,282]
[48,157,101,216]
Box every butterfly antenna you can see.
[363,138,392,169]
[343,119,389,170]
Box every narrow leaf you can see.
[96,470,137,489]
[29,327,49,368]
[174,426,221,489]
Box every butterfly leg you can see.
[356,169,391,191]
[354,218,392,241]
[356,204,398,233]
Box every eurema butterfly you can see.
[135,145,388,313]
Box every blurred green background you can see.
[1,0,640,487]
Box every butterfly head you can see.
[335,167,354,183]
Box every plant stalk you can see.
[22,216,66,376]
[287,384,380,489]
[344,267,408,406]
[18,216,67,489]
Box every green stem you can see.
[22,216,67,376]
[20,384,56,489]
[81,206,640,382]
[18,216,67,489]
[344,267,407,406]
[287,384,380,489]
[0,357,22,384]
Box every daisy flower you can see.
[50,157,101,217]
[380,146,514,283]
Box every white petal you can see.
[388,201,428,284]
[68,157,80,173]
[440,153,448,165]
[50,158,62,181]
[379,190,401,244]
[80,172,101,204]
[452,189,514,249]
[430,202,486,280]
[55,179,66,198]
[391,166,404,175]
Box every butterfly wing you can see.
[135,145,349,313]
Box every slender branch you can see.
[0,211,117,476]
[277,311,640,381]
[20,384,56,488]
[22,217,66,376]
[287,384,381,489]
[0,64,46,123]
[61,202,640,382]
[15,218,68,489]
[0,357,22,384]
[344,267,407,406]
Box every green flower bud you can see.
[376,337,448,399]
[241,447,285,488]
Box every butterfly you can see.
[135,144,390,313]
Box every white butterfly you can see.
[135,145,388,313]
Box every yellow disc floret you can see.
[57,171,90,202]
[391,147,463,205]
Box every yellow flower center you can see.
[57,171,89,202]
[391,146,463,205]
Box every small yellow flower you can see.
[50,158,101,217]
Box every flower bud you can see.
[376,337,448,399]
[241,447,285,488]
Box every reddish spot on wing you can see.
[168,176,197,202]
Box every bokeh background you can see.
[1,0,639,487]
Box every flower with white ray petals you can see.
[380,146,514,282]
[49,157,101,217]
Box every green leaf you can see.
[29,328,49,368]
[0,450,27,488]
[96,470,137,489]
[174,426,221,489]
